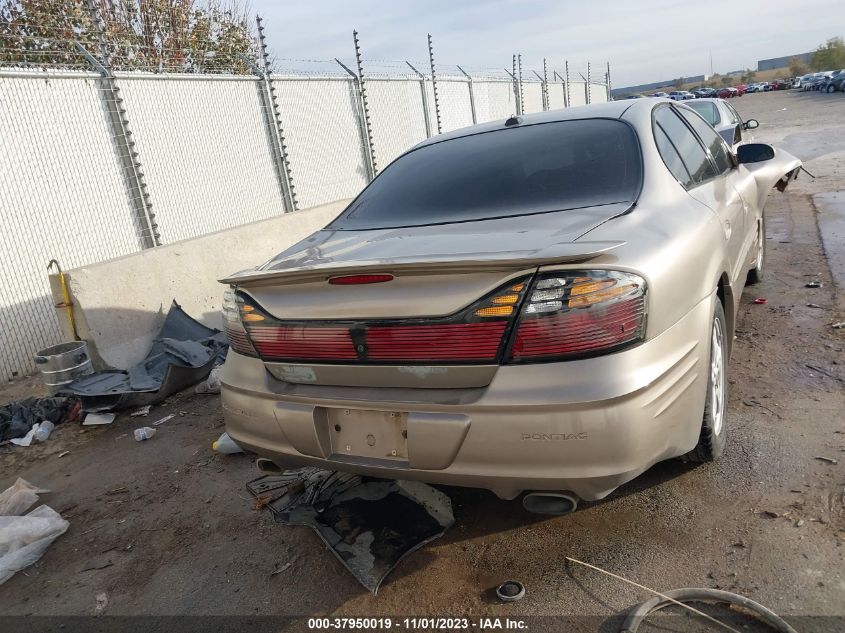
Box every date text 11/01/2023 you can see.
[307,617,528,630]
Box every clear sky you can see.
[251,0,840,87]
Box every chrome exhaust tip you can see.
[522,492,579,515]
[255,457,283,474]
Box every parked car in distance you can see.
[771,79,791,90]
[668,90,695,100]
[650,91,669,98]
[733,84,747,95]
[813,73,835,90]
[746,83,765,93]
[692,87,717,98]
[822,70,845,93]
[715,87,738,98]
[623,94,645,99]
[683,97,759,147]
[804,73,831,91]
[796,73,813,88]
[220,100,801,511]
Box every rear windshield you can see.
[329,118,642,230]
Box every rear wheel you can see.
[687,300,728,462]
[828,85,836,94]
[746,216,765,284]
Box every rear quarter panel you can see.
[576,104,733,342]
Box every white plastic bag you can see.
[195,367,222,394]
[0,478,48,516]
[0,505,69,584]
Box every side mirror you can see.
[744,119,759,130]
[736,143,775,164]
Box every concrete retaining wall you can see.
[51,199,349,370]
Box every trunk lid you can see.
[222,205,630,389]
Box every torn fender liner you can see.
[59,301,227,411]
[247,469,454,593]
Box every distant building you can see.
[611,75,705,97]
[757,52,813,71]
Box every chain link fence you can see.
[0,12,612,380]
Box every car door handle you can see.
[724,220,732,240]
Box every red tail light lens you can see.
[506,271,646,363]
[248,325,358,360]
[224,279,529,364]
[366,322,507,361]
[222,288,257,357]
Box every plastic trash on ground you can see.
[133,427,156,442]
[195,367,222,395]
[0,479,49,516]
[0,479,69,585]
[9,420,55,447]
[212,432,243,454]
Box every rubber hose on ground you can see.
[620,587,798,633]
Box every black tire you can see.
[746,215,765,284]
[686,300,728,462]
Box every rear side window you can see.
[653,106,716,186]
[724,103,741,125]
[329,119,642,230]
[654,124,692,188]
[678,108,734,174]
[687,101,720,126]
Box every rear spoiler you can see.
[219,241,626,286]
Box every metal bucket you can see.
[34,341,94,394]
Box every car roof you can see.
[413,100,643,149]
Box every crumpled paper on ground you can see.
[0,478,69,585]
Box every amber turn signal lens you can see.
[241,313,266,322]
[474,306,514,317]
[569,282,638,308]
[492,294,519,305]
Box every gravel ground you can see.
[1,89,843,631]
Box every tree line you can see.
[0,0,255,72]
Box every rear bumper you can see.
[221,296,714,501]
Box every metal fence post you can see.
[517,54,524,113]
[456,65,477,125]
[406,61,432,137]
[511,55,521,114]
[81,0,159,248]
[606,62,612,101]
[353,31,378,177]
[336,32,376,181]
[336,56,375,181]
[565,60,571,107]
[254,15,297,212]
[554,70,567,108]
[427,34,442,135]
[586,62,592,104]
[531,70,545,112]
[542,59,549,111]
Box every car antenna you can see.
[505,115,521,126]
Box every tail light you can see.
[221,279,529,363]
[506,270,647,363]
[223,271,645,365]
[222,288,258,357]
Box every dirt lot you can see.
[1,89,844,630]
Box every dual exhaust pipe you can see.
[522,491,579,515]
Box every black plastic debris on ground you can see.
[0,397,74,443]
[247,468,454,593]
[59,301,227,411]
